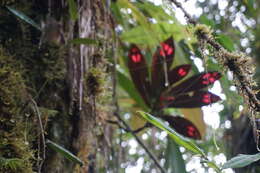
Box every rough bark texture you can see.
[0,0,112,172]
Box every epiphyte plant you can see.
[127,36,221,139]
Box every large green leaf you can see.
[111,2,125,26]
[46,140,83,166]
[120,25,155,46]
[117,0,150,29]
[215,34,235,52]
[165,138,187,173]
[138,111,206,156]
[6,6,41,31]
[222,153,260,169]
[244,0,256,16]
[199,15,216,28]
[174,41,194,68]
[121,22,184,46]
[135,1,172,21]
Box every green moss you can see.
[31,45,66,90]
[1,1,70,172]
[194,24,213,39]
[86,68,105,96]
[0,47,34,173]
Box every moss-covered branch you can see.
[169,0,260,114]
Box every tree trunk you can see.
[0,0,112,172]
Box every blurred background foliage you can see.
[1,0,260,172]
[109,0,260,173]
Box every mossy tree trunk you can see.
[0,0,112,172]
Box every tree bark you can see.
[0,0,112,172]
[43,1,111,173]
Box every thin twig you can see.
[169,0,197,25]
[107,120,150,134]
[30,99,46,173]
[114,113,167,173]
[106,120,128,132]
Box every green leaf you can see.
[203,160,221,173]
[138,111,206,156]
[165,138,187,173]
[176,40,196,70]
[111,2,125,26]
[117,69,149,111]
[69,38,98,45]
[215,34,235,52]
[135,1,172,21]
[46,139,84,166]
[199,15,216,28]
[121,26,152,45]
[6,6,41,31]
[222,153,260,169]
[248,0,255,9]
[244,0,256,16]
[121,22,184,46]
[67,0,78,21]
[118,0,150,29]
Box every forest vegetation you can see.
[0,0,260,173]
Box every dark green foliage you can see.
[46,140,83,166]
